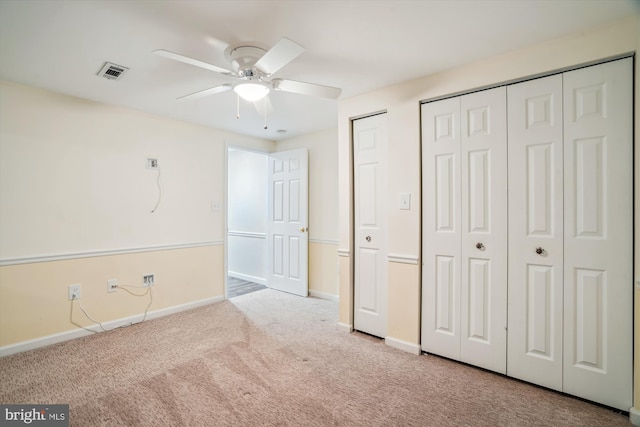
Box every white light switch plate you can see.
[400,193,411,210]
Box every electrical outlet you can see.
[143,274,155,287]
[146,158,158,169]
[68,284,81,300]
[107,279,118,293]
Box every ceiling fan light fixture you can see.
[233,82,270,102]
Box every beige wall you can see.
[0,80,339,351]
[0,245,222,348]
[277,128,339,298]
[0,81,274,259]
[0,81,274,351]
[338,14,639,406]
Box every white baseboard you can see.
[337,322,353,332]
[309,290,339,302]
[0,295,224,357]
[630,407,640,426]
[385,336,421,355]
[228,272,267,286]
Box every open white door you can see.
[267,148,309,297]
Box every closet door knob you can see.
[476,242,484,250]
[366,236,372,242]
[535,247,544,255]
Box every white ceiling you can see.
[1,0,637,141]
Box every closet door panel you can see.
[507,74,564,391]
[562,58,632,411]
[460,87,507,374]
[354,114,389,338]
[421,97,462,360]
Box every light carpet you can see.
[0,289,629,426]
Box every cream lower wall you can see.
[338,14,639,410]
[0,241,337,351]
[0,245,223,349]
[387,262,420,345]
[337,252,352,329]
[308,242,338,299]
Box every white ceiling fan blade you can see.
[253,95,274,115]
[177,84,232,101]
[153,49,232,75]
[254,38,305,76]
[272,78,342,99]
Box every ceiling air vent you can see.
[97,62,129,80]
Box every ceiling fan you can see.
[154,37,342,125]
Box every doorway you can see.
[225,146,310,299]
[226,147,269,298]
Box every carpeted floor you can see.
[0,289,629,426]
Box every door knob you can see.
[476,242,484,250]
[535,247,544,255]
[366,236,372,242]
[299,227,307,232]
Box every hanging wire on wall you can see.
[150,166,162,213]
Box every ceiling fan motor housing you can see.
[228,46,267,78]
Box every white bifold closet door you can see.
[507,74,565,391]
[507,58,632,410]
[422,87,508,374]
[353,113,388,338]
[561,58,632,410]
[423,58,632,411]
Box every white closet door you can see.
[562,58,632,411]
[354,113,388,338]
[507,75,564,390]
[459,87,507,374]
[421,97,462,360]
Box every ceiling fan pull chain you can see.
[236,93,240,119]
[263,97,268,129]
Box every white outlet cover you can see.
[68,284,81,300]
[107,279,118,293]
[143,274,155,287]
